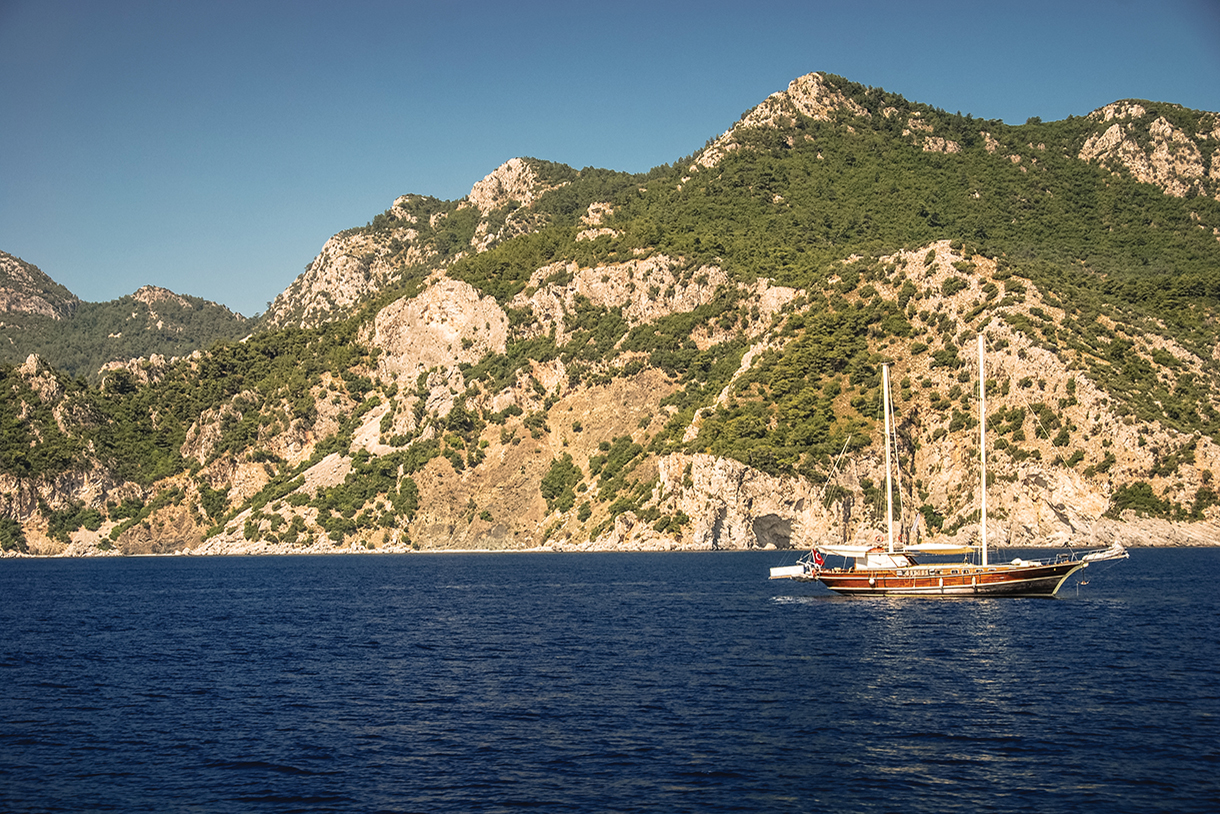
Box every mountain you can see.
[0,254,253,380]
[3,72,1220,557]
[263,158,581,329]
[0,252,79,320]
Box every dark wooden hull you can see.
[804,559,1087,598]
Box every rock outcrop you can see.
[264,159,573,329]
[510,256,731,342]
[371,278,509,386]
[265,230,412,329]
[694,72,870,170]
[0,251,79,320]
[467,157,564,214]
[1079,103,1219,199]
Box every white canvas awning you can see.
[902,543,977,555]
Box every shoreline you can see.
[4,515,1216,559]
[3,541,1217,561]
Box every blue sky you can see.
[2,0,1218,317]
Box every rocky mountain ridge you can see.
[264,158,572,330]
[0,251,79,321]
[0,257,251,381]
[10,236,1219,558]
[1079,101,1220,200]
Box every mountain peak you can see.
[0,251,79,320]
[693,72,871,170]
[1079,101,1220,199]
[132,285,193,310]
[466,157,570,215]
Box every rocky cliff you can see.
[4,72,1220,558]
[1079,102,1220,200]
[0,252,79,320]
[263,159,571,329]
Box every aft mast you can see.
[883,364,895,554]
[978,334,989,568]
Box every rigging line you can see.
[891,399,907,537]
[810,435,854,553]
[819,435,854,510]
[815,435,854,508]
[773,435,854,567]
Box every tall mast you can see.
[978,334,988,567]
[883,364,894,554]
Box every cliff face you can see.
[371,278,509,390]
[5,72,1220,558]
[1079,102,1220,201]
[264,159,569,329]
[264,229,417,330]
[0,252,79,320]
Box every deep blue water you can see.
[1,549,1217,813]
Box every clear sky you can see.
[3,0,1218,317]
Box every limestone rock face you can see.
[986,466,1111,546]
[131,285,192,310]
[510,256,730,342]
[263,159,566,330]
[658,453,824,550]
[1080,107,1216,199]
[467,158,555,214]
[99,353,173,387]
[371,278,509,387]
[266,230,414,329]
[1090,516,1220,547]
[783,72,871,122]
[0,251,79,319]
[694,72,869,169]
[575,202,619,242]
[922,136,961,154]
[0,464,134,556]
[115,503,205,555]
[17,354,63,403]
[1091,102,1148,122]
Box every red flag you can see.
[813,550,824,568]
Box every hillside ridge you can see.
[0,251,79,321]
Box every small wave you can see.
[204,759,321,775]
[234,793,352,805]
[771,594,828,604]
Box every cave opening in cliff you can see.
[753,514,793,549]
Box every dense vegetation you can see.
[440,77,1220,486]
[0,294,252,381]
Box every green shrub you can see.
[541,453,582,513]
[1106,481,1172,518]
[0,516,27,552]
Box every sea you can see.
[1,548,1217,813]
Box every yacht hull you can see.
[808,560,1087,598]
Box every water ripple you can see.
[1,550,1217,812]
